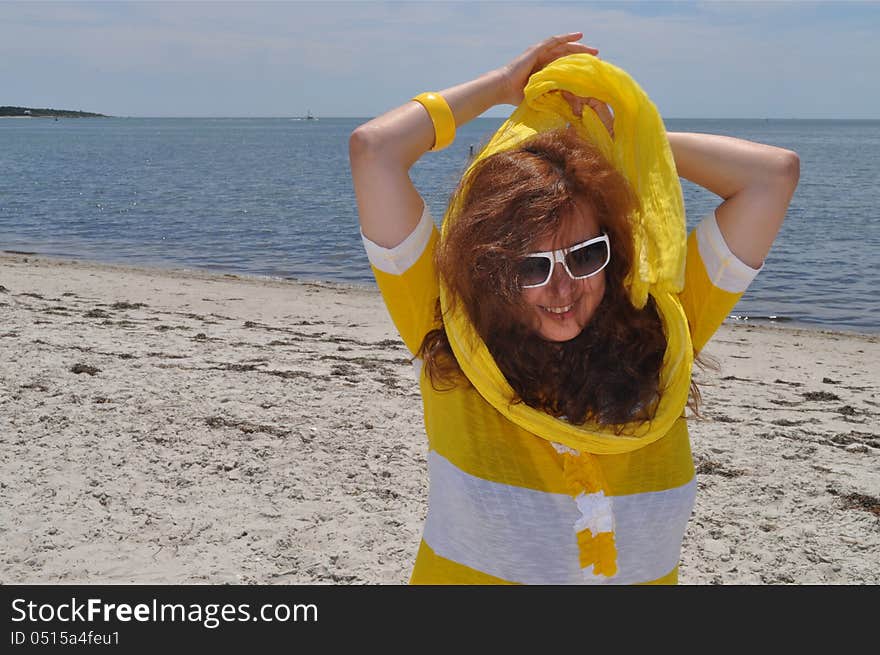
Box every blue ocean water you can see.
[1,116,877,333]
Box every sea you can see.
[1,116,878,334]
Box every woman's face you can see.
[520,203,606,342]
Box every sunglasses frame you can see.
[518,232,611,289]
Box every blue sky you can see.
[1,0,877,118]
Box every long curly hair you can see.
[418,127,695,429]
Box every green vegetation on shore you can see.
[0,106,107,118]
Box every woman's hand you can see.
[561,91,615,138]
[498,33,598,106]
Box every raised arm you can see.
[667,132,800,269]
[349,33,598,249]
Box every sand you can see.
[1,251,877,585]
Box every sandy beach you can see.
[1,251,877,585]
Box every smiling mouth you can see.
[540,303,574,315]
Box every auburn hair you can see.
[418,127,699,429]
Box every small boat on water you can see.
[292,110,318,121]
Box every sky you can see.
[1,0,877,119]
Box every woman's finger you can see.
[546,32,583,47]
[586,98,615,136]
[561,91,584,116]
[572,43,599,55]
[538,45,598,71]
[587,97,612,118]
[543,37,597,54]
[545,44,598,60]
[540,33,596,55]
[540,40,598,63]
[526,33,579,60]
[560,92,615,136]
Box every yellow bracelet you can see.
[412,92,455,151]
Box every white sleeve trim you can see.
[695,210,763,294]
[361,203,435,275]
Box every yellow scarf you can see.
[439,54,694,456]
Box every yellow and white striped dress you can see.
[363,203,760,585]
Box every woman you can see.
[349,33,799,584]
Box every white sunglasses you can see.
[516,233,611,289]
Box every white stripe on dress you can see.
[422,450,697,585]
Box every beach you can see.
[1,251,878,585]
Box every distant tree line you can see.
[0,106,107,118]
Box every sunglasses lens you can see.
[517,257,552,287]
[566,241,608,278]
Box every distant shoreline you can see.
[0,106,107,118]
[0,114,109,119]
[0,116,108,119]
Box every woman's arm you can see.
[349,33,598,249]
[667,132,800,269]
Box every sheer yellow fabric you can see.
[438,54,694,455]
